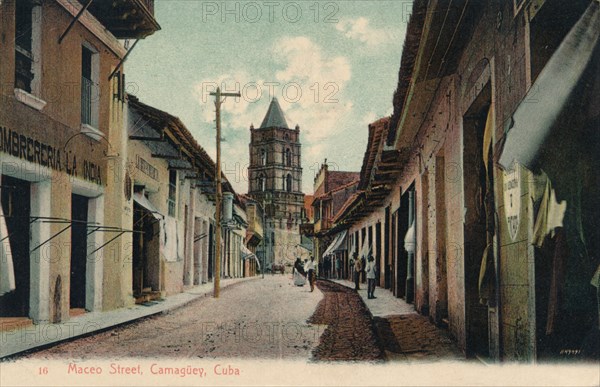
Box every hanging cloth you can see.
[478,106,497,306]
[0,203,16,296]
[482,102,494,172]
[404,220,416,254]
[532,179,567,248]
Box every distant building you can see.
[247,98,304,270]
[303,161,359,277]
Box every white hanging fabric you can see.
[0,203,16,296]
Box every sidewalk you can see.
[329,278,465,363]
[0,277,256,359]
[330,278,416,317]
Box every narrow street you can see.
[22,276,323,360]
[17,277,463,363]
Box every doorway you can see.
[384,207,391,289]
[132,199,161,303]
[395,191,410,299]
[70,194,89,311]
[376,222,382,287]
[0,175,31,317]
[208,223,214,280]
[463,82,492,359]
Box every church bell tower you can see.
[248,98,304,266]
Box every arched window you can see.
[285,174,292,192]
[258,174,266,192]
[260,149,267,166]
[285,148,292,167]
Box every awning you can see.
[168,158,193,170]
[299,235,313,252]
[357,236,372,260]
[240,243,254,258]
[321,230,347,258]
[241,244,260,270]
[133,192,163,220]
[498,1,600,170]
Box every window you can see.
[14,0,44,109]
[285,174,292,192]
[260,149,267,166]
[258,174,266,192]
[168,170,177,217]
[285,148,292,166]
[15,0,34,93]
[529,0,589,83]
[81,44,99,129]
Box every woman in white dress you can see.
[293,257,306,286]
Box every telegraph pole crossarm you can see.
[209,87,241,298]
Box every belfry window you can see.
[285,148,292,167]
[261,149,267,166]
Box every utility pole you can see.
[210,87,240,298]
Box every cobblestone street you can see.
[21,276,324,360]
[17,277,466,363]
[309,281,383,362]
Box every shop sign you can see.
[0,126,103,185]
[503,163,521,241]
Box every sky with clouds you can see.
[126,1,409,194]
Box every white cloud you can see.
[336,17,398,47]
[271,36,353,143]
[191,36,359,193]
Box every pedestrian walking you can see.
[361,254,367,284]
[293,257,306,286]
[353,252,362,290]
[366,254,377,299]
[305,256,316,292]
[335,256,341,279]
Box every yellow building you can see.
[0,0,159,323]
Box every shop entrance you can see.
[208,223,214,280]
[0,175,31,317]
[395,191,410,299]
[462,82,492,359]
[132,199,161,303]
[70,194,89,311]
[384,207,391,289]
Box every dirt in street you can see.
[373,314,464,362]
[308,280,383,362]
[19,276,324,361]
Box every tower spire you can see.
[260,97,289,129]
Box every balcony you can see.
[299,223,314,237]
[80,0,160,39]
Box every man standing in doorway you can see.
[353,252,362,290]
